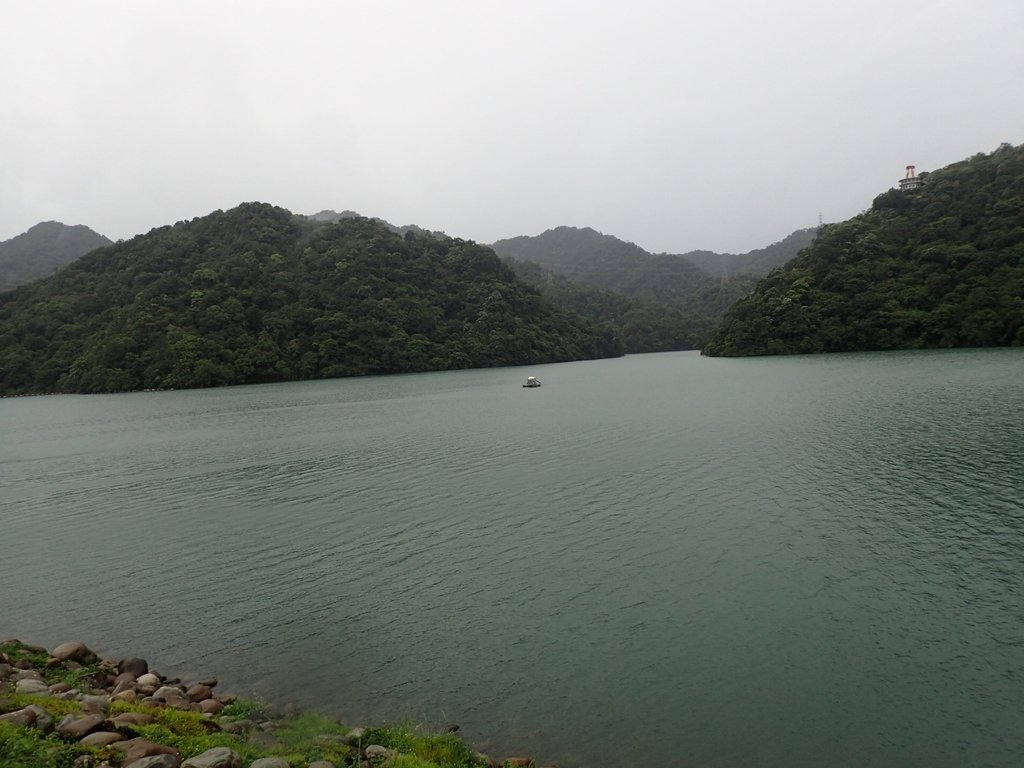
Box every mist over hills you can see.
[0,221,111,292]
[704,142,1024,356]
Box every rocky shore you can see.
[0,638,548,768]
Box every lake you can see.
[2,348,1023,767]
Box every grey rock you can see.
[48,681,74,693]
[12,668,44,681]
[119,657,149,679]
[25,704,54,733]
[80,694,111,712]
[0,707,36,727]
[198,698,224,715]
[109,711,156,727]
[180,747,242,768]
[249,759,290,768]
[81,731,125,747]
[186,684,212,702]
[123,756,181,768]
[364,745,390,759]
[15,678,50,695]
[57,712,106,739]
[136,673,161,687]
[193,677,218,688]
[51,642,99,664]
[112,738,180,764]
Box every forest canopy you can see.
[0,204,619,394]
[703,143,1024,356]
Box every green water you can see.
[2,348,1022,767]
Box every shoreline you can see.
[0,637,550,768]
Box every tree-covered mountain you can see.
[679,227,819,278]
[0,221,112,292]
[703,143,1024,356]
[492,225,763,349]
[508,259,713,353]
[0,203,619,395]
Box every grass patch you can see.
[362,723,484,768]
[0,722,86,768]
[219,696,270,722]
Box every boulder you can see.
[79,694,111,712]
[113,689,138,703]
[124,756,182,768]
[51,642,99,665]
[49,682,74,694]
[249,759,290,768]
[198,698,223,715]
[136,673,161,687]
[364,745,391,760]
[0,708,36,727]
[114,671,138,687]
[186,684,212,702]
[56,712,106,739]
[109,711,156,728]
[112,738,180,764]
[81,731,125,747]
[25,704,54,733]
[15,678,50,695]
[119,657,149,678]
[193,677,218,688]
[154,686,192,710]
[180,747,242,768]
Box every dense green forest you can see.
[0,204,619,394]
[0,221,111,292]
[703,143,1024,356]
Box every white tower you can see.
[898,165,924,191]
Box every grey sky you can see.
[2,0,1021,254]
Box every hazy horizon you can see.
[3,0,1021,254]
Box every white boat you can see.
[523,376,541,388]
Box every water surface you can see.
[2,349,1023,767]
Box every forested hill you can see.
[0,221,111,292]
[492,225,758,328]
[679,227,819,278]
[703,143,1024,356]
[0,204,619,395]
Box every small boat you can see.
[523,376,541,388]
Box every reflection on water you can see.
[2,348,1023,767]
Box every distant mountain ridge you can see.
[0,221,111,292]
[704,142,1024,356]
[491,224,813,349]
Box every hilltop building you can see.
[899,165,924,192]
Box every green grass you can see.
[362,722,486,767]
[0,723,89,768]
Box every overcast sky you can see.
[2,1,1022,254]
